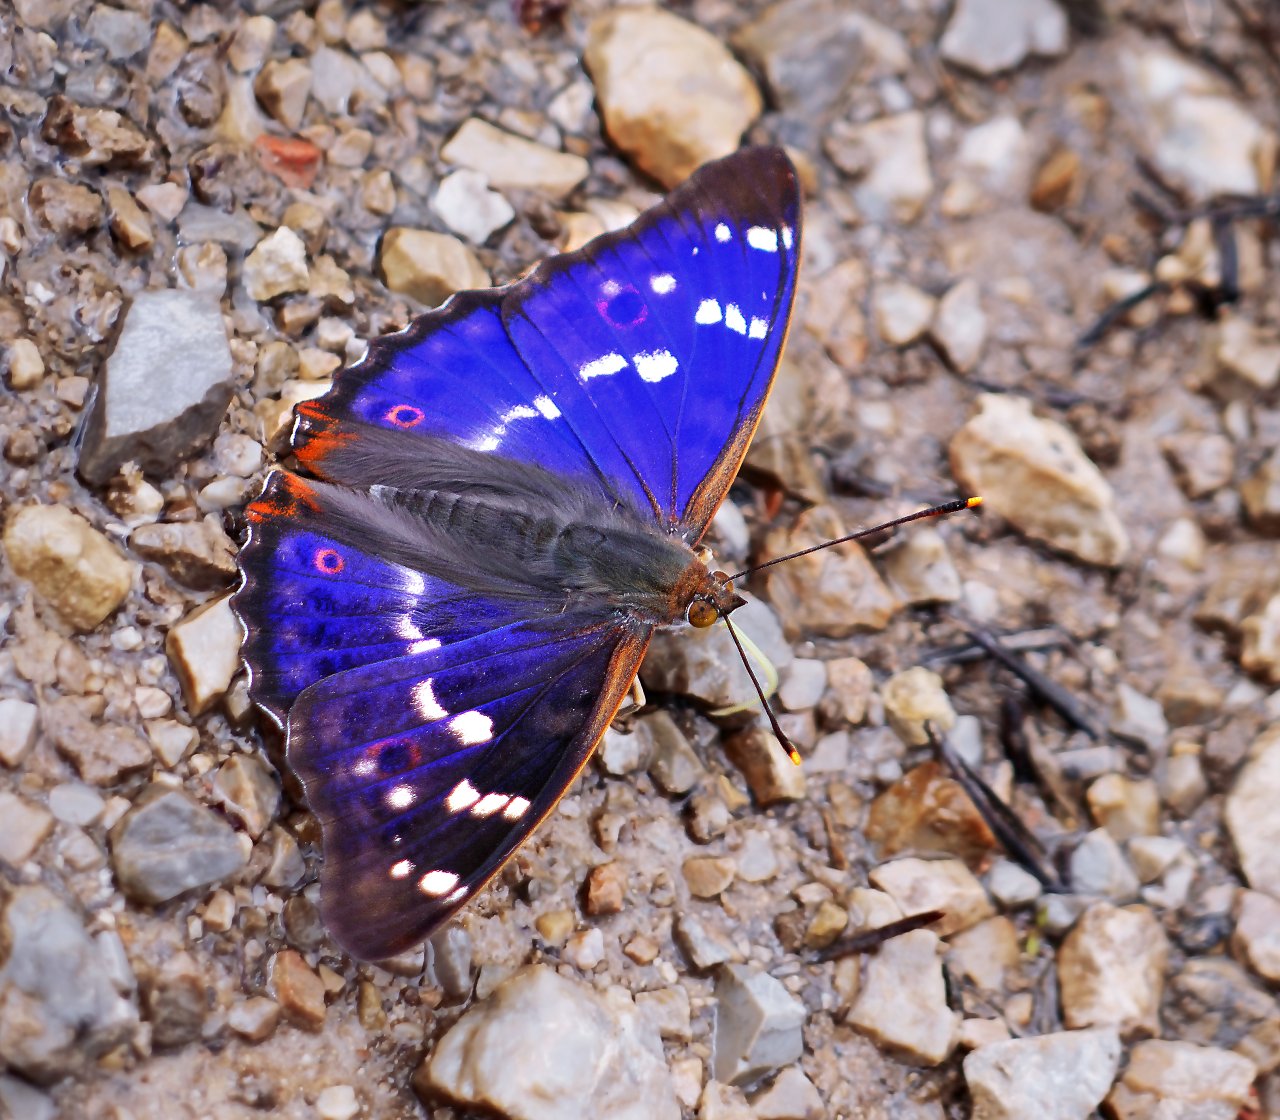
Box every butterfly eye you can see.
[687,599,718,628]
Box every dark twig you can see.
[960,624,1104,741]
[931,726,1063,892]
[810,910,946,962]
[1074,280,1168,349]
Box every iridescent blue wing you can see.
[287,610,646,959]
[504,145,800,536]
[233,473,651,958]
[292,146,801,538]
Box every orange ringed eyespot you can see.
[315,548,345,574]
[386,404,425,429]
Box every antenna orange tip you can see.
[967,496,983,509]
[787,747,802,766]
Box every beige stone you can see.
[379,227,489,307]
[6,339,45,389]
[585,8,761,188]
[166,596,242,716]
[441,119,588,198]
[4,505,133,630]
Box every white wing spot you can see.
[472,793,511,818]
[419,870,459,897]
[504,796,531,820]
[715,223,732,243]
[444,886,469,904]
[397,616,424,641]
[600,279,621,297]
[450,710,493,745]
[413,679,447,721]
[501,404,537,422]
[389,859,414,879]
[579,352,627,381]
[749,317,768,340]
[695,299,722,325]
[725,304,747,335]
[533,395,561,419]
[747,226,779,252]
[409,639,441,654]
[352,757,375,778]
[634,349,678,383]
[387,785,415,810]
[650,273,676,294]
[782,225,794,250]
[472,434,501,452]
[446,779,480,813]
[401,571,425,596]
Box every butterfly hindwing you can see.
[287,617,649,959]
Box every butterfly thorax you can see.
[379,481,727,628]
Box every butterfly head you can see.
[686,569,744,628]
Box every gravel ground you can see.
[2,1,1280,1118]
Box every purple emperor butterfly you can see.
[233,146,801,960]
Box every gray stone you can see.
[1110,683,1169,754]
[310,46,387,116]
[644,711,706,796]
[985,858,1043,909]
[130,519,238,590]
[110,785,247,905]
[964,1029,1121,1120]
[86,4,150,59]
[0,1074,57,1120]
[143,952,206,1049]
[674,913,736,971]
[848,928,958,1065]
[0,792,53,867]
[751,1066,824,1120]
[712,964,805,1085]
[176,203,262,250]
[1069,829,1139,901]
[0,697,39,767]
[79,290,234,484]
[0,884,138,1084]
[48,782,105,828]
[421,965,678,1120]
[929,279,987,374]
[733,0,908,116]
[848,112,933,225]
[42,697,152,786]
[430,925,474,1000]
[940,0,1068,77]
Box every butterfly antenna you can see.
[720,610,802,766]
[727,496,983,582]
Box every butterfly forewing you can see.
[233,147,801,959]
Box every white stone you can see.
[243,227,309,301]
[849,112,933,224]
[441,119,588,198]
[166,596,242,717]
[1058,903,1167,1037]
[1226,725,1280,899]
[5,339,45,389]
[315,1085,359,1120]
[873,281,936,347]
[941,0,1068,76]
[965,1029,1121,1120]
[848,928,958,1065]
[929,279,987,373]
[869,858,993,937]
[0,698,39,768]
[712,965,805,1085]
[423,966,679,1120]
[431,169,515,245]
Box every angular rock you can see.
[964,1029,1121,1120]
[1086,774,1159,841]
[1069,828,1139,901]
[1209,315,1280,399]
[847,112,933,225]
[86,4,151,58]
[733,0,907,116]
[723,726,806,806]
[227,996,280,1042]
[683,856,736,900]
[869,858,993,937]
[253,58,311,131]
[881,667,957,747]
[873,281,936,347]
[42,697,151,786]
[948,916,1021,993]
[1106,1039,1256,1120]
[243,226,309,301]
[1225,725,1280,898]
[1243,453,1280,538]
[1164,959,1280,1074]
[1234,889,1280,983]
[1058,902,1167,1038]
[848,928,958,1065]
[0,884,138,1084]
[420,965,679,1120]
[441,120,588,199]
[78,290,234,484]
[110,784,247,904]
[940,0,1068,76]
[762,507,900,638]
[166,595,242,717]
[949,393,1129,567]
[712,964,805,1085]
[29,178,102,237]
[585,8,761,188]
[130,519,238,590]
[674,913,736,971]
[882,528,962,605]
[826,657,873,725]
[750,1066,825,1120]
[431,169,515,245]
[210,754,280,840]
[380,227,489,307]
[143,951,206,1049]
[0,698,39,768]
[271,950,326,1031]
[929,279,987,373]
[0,792,53,866]
[5,338,45,390]
[866,761,996,863]
[1123,47,1277,203]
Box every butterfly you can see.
[232,146,802,960]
